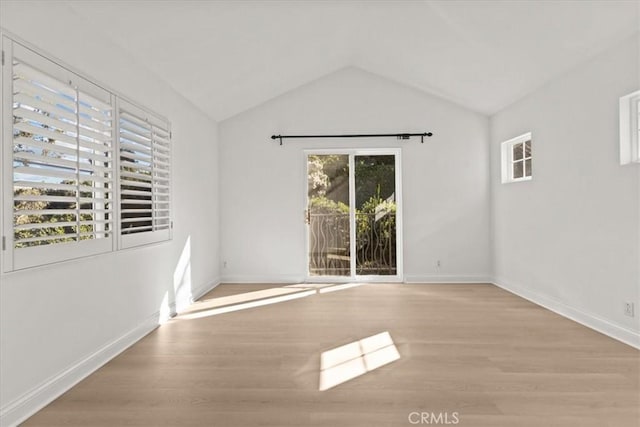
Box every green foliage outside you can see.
[14,183,105,248]
[354,155,395,208]
[308,195,349,214]
[12,115,106,247]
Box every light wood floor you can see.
[23,283,640,427]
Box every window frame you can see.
[1,34,172,273]
[5,42,116,270]
[619,90,640,165]
[501,132,532,184]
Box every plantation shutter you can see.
[118,100,171,248]
[8,42,114,270]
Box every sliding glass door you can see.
[307,154,351,277]
[306,149,402,281]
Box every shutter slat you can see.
[154,146,170,157]
[77,123,112,143]
[14,121,78,146]
[120,199,153,205]
[120,160,151,172]
[14,194,76,203]
[15,235,77,245]
[78,162,111,174]
[153,135,170,147]
[14,209,111,216]
[121,176,152,186]
[120,122,151,139]
[78,94,112,116]
[15,210,76,217]
[14,151,78,171]
[14,106,78,134]
[13,165,78,181]
[77,150,113,164]
[120,140,152,155]
[78,139,112,154]
[14,136,78,158]
[15,151,112,176]
[12,98,76,127]
[15,221,78,231]
[120,111,151,129]
[120,209,152,214]
[78,114,112,133]
[121,150,152,163]
[14,182,101,194]
[122,227,152,232]
[121,218,152,225]
[153,159,170,168]
[13,79,77,114]
[120,132,152,148]
[120,180,152,189]
[121,189,152,197]
[13,62,76,98]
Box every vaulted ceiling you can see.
[66,0,639,122]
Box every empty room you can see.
[0,1,639,426]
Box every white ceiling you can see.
[67,0,639,122]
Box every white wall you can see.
[490,34,640,347]
[0,2,220,425]
[219,67,491,283]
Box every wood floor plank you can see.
[22,283,640,426]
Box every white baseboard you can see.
[222,274,492,285]
[404,275,492,284]
[220,274,305,284]
[0,314,158,427]
[493,277,640,350]
[191,277,220,301]
[0,279,221,427]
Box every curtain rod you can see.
[270,132,433,145]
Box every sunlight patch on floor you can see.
[318,282,364,293]
[175,282,371,321]
[180,286,309,314]
[319,331,400,391]
[177,289,317,320]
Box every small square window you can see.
[501,133,532,183]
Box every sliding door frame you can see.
[303,148,403,283]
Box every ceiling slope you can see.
[64,0,639,121]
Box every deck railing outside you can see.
[309,212,396,276]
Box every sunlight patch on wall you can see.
[319,331,400,391]
[158,291,172,325]
[173,236,193,312]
